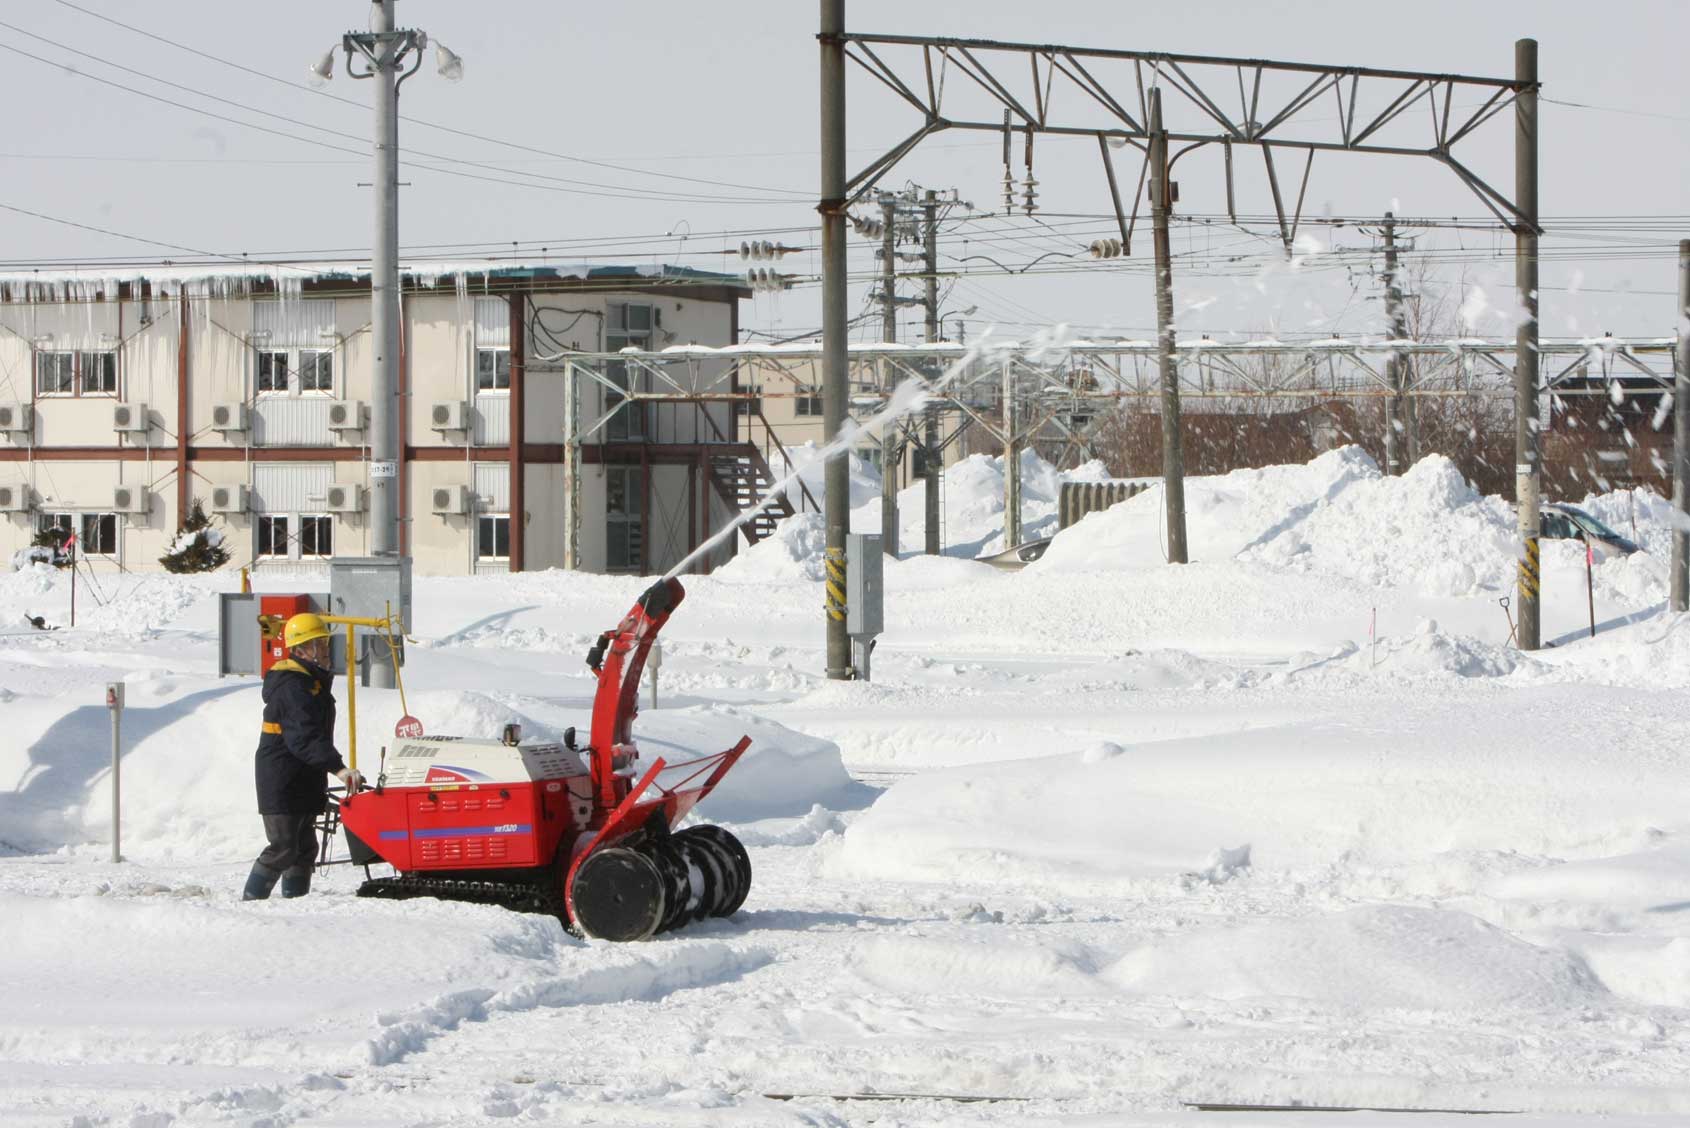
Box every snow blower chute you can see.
[337,578,752,941]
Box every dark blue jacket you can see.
[255,658,345,815]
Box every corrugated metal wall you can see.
[474,297,509,347]
[252,397,334,446]
[253,298,335,346]
[473,462,509,512]
[252,462,335,512]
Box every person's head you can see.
[282,613,333,669]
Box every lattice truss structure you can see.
[837,35,1538,242]
[558,337,1676,464]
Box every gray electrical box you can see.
[846,532,883,637]
[328,555,413,632]
[217,593,263,677]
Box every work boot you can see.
[280,870,312,899]
[242,864,280,901]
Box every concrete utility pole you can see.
[923,189,942,556]
[1673,239,1690,613]
[1149,87,1189,563]
[879,192,898,557]
[1514,38,1542,650]
[820,0,850,679]
[1383,212,1407,476]
[1001,357,1021,547]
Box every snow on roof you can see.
[0,260,747,304]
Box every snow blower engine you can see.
[337,578,752,941]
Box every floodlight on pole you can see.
[308,46,337,86]
[435,42,464,82]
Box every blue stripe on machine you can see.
[411,824,533,840]
[379,830,409,841]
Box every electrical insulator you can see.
[745,269,791,293]
[1021,174,1039,216]
[1089,238,1124,259]
[1001,169,1016,214]
[740,240,795,261]
[850,214,884,240]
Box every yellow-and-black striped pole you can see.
[824,546,847,624]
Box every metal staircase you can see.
[706,444,795,546]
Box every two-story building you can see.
[0,262,761,576]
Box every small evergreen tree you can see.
[29,524,73,568]
[159,498,231,574]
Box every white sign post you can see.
[105,682,124,863]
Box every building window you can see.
[735,385,762,417]
[476,348,511,392]
[79,352,117,395]
[298,514,333,558]
[257,348,333,395]
[298,350,333,393]
[79,512,119,555]
[795,386,823,416]
[605,467,643,573]
[257,515,289,558]
[257,351,290,394]
[477,513,511,559]
[36,351,118,396]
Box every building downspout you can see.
[176,292,190,523]
[508,288,526,572]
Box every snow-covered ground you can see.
[4,447,1690,1127]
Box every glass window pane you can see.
[627,304,652,332]
[477,515,493,556]
[495,516,510,557]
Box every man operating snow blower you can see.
[241,612,363,901]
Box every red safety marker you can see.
[394,715,425,739]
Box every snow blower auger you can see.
[337,578,752,941]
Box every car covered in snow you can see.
[1540,502,1639,558]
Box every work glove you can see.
[336,768,365,793]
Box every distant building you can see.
[0,261,764,576]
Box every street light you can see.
[308,1,460,688]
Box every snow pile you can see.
[769,441,880,511]
[1107,905,1607,1011]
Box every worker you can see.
[242,612,362,901]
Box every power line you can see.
[50,0,814,198]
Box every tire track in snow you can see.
[365,941,774,1066]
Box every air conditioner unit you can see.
[113,402,150,433]
[327,399,367,430]
[210,484,249,514]
[324,483,364,513]
[431,485,473,515]
[430,400,469,431]
[0,483,32,512]
[0,403,32,434]
[112,485,150,515]
[210,402,248,432]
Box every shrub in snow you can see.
[25,525,72,569]
[159,498,231,574]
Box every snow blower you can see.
[337,578,752,941]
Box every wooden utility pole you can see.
[1673,238,1689,613]
[1149,87,1188,563]
[1383,212,1407,475]
[923,189,942,555]
[1513,38,1542,650]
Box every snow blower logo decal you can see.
[424,764,492,784]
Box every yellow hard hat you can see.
[283,612,332,649]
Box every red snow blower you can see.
[337,578,752,941]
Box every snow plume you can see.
[1459,284,1490,333]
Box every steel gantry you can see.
[819,7,1547,660]
[553,335,1676,572]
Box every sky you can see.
[0,0,1686,347]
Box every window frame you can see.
[79,512,120,556]
[256,347,336,396]
[476,513,512,560]
[475,347,512,393]
[256,514,291,558]
[297,349,334,394]
[36,350,117,398]
[297,513,334,558]
[795,386,824,417]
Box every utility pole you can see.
[1149,87,1188,563]
[316,0,454,686]
[923,188,942,556]
[1514,38,1542,650]
[1673,238,1689,613]
[820,0,850,679]
[879,192,898,557]
[1001,356,1020,547]
[1383,212,1407,476]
